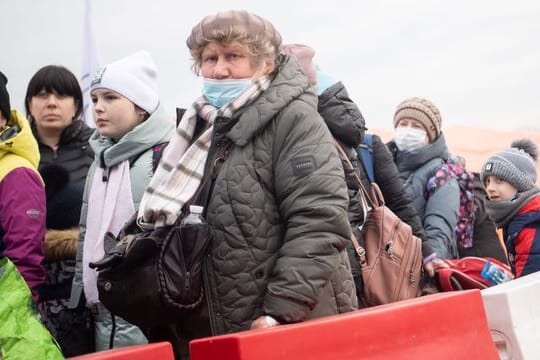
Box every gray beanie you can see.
[481,138,538,192]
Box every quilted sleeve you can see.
[424,165,460,259]
[262,99,351,322]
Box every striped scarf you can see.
[137,76,271,228]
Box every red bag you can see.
[435,257,512,291]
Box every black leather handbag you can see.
[90,207,210,328]
[90,141,233,329]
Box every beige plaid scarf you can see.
[137,76,271,228]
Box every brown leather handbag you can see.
[335,141,423,306]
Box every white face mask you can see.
[394,127,428,152]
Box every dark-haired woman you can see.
[25,65,94,183]
[25,65,95,356]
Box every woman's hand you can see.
[250,315,280,330]
[423,261,436,277]
[424,258,450,277]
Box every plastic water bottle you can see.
[179,205,209,259]
[181,205,205,226]
[175,205,210,300]
[481,261,514,286]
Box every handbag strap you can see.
[333,139,370,263]
[184,140,234,219]
[334,139,379,209]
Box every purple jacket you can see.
[0,110,46,301]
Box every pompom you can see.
[511,138,538,162]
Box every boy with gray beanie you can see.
[481,138,540,278]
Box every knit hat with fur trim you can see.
[0,71,11,121]
[393,97,442,143]
[481,138,538,192]
[91,50,159,114]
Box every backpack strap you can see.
[125,107,185,171]
[151,143,168,173]
[335,139,374,208]
[422,158,450,198]
[357,133,375,183]
[335,139,380,264]
[128,142,169,173]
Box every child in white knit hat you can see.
[69,50,175,351]
[481,138,540,278]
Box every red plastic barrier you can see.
[191,290,498,360]
[68,342,173,360]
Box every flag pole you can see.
[80,0,100,128]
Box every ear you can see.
[137,109,148,122]
[262,59,276,75]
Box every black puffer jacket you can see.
[318,82,366,230]
[318,82,430,296]
[31,120,94,184]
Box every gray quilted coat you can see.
[203,55,357,335]
[388,134,460,259]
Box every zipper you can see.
[408,236,420,285]
[385,221,401,257]
[391,219,422,301]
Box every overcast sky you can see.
[2,0,539,130]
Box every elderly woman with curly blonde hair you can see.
[140,9,357,358]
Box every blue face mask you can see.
[202,78,252,108]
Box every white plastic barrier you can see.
[481,271,540,360]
